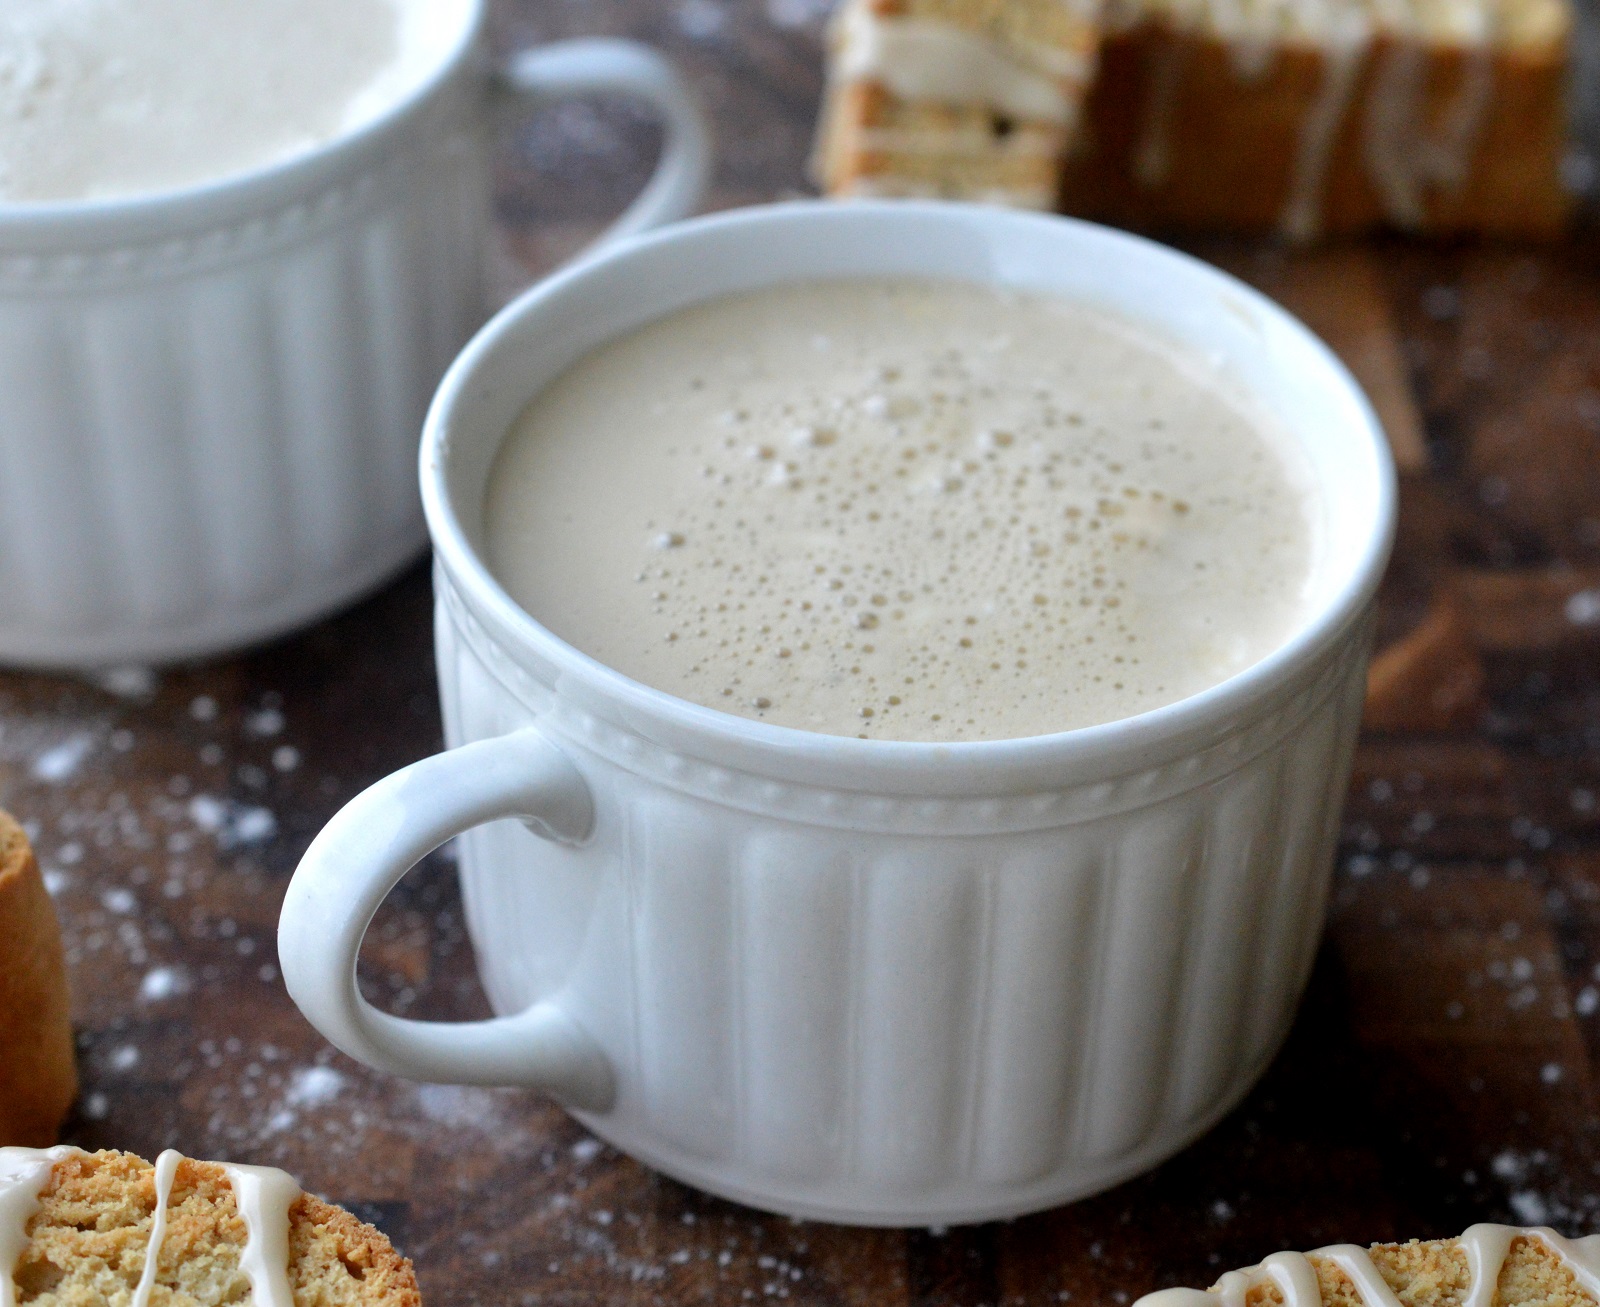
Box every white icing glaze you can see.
[1421,42,1494,190]
[1133,39,1187,187]
[830,1,1085,125]
[1134,1226,1600,1307]
[130,1149,182,1307]
[0,1148,303,1307]
[1137,1292,1218,1307]
[1363,0,1494,232]
[1313,1245,1405,1307]
[1213,0,1276,81]
[0,1147,79,1307]
[1364,41,1429,227]
[223,1163,302,1307]
[1461,1224,1520,1307]
[1279,8,1371,241]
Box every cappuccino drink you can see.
[486,279,1319,742]
[0,0,441,203]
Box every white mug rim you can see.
[0,0,484,239]
[422,200,1398,773]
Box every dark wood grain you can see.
[4,3,1600,1304]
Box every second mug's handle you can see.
[498,38,714,248]
[276,728,615,1111]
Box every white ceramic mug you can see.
[279,201,1396,1226]
[0,2,711,669]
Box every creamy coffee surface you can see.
[0,0,434,203]
[486,279,1319,742]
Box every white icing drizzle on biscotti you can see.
[0,1147,81,1307]
[221,1162,302,1307]
[829,0,1088,125]
[0,1147,302,1307]
[1134,1225,1600,1307]
[1362,0,1495,231]
[129,1150,182,1307]
[1132,39,1186,187]
[1278,8,1372,241]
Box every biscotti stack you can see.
[813,0,1103,209]
[0,1147,420,1307]
[815,0,1573,239]
[0,810,75,1147]
[1135,1224,1600,1307]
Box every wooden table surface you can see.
[4,2,1600,1304]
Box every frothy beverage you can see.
[0,0,447,203]
[486,280,1320,742]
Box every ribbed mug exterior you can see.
[434,564,1371,1224]
[0,36,489,668]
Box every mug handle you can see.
[498,38,714,247]
[276,728,614,1111]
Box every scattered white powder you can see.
[245,707,286,737]
[1566,589,1600,626]
[1510,1190,1551,1224]
[88,666,159,699]
[187,795,227,830]
[101,887,136,915]
[1492,1151,1525,1180]
[31,732,96,783]
[285,1065,347,1108]
[139,965,192,1002]
[765,0,834,27]
[676,0,727,39]
[230,806,278,844]
[414,1084,509,1132]
[188,795,278,847]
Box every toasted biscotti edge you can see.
[0,810,77,1147]
[289,1190,422,1307]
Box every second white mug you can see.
[0,0,711,669]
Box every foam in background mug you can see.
[0,0,711,668]
[278,202,1396,1227]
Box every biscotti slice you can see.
[0,1147,420,1307]
[1061,0,1571,238]
[0,811,75,1147]
[1135,1224,1600,1307]
[813,0,1103,208]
